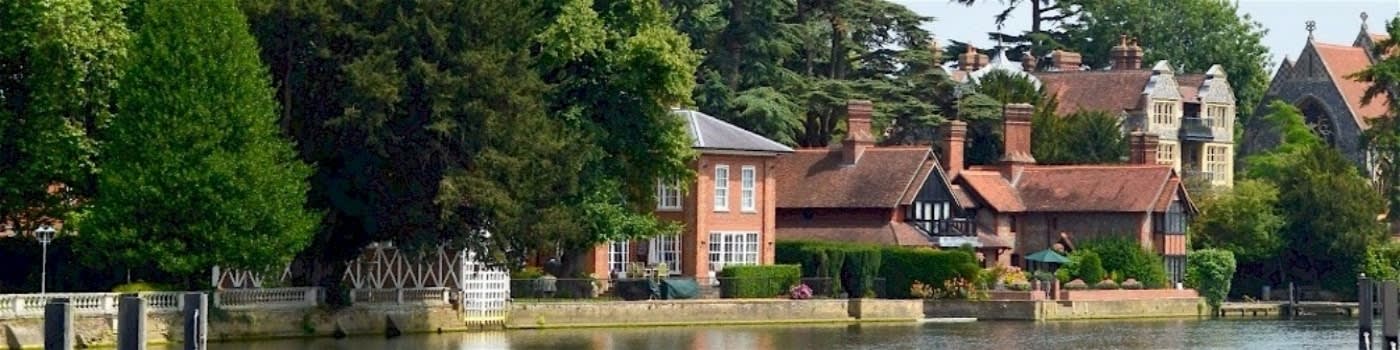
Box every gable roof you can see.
[1035,70,1152,115]
[1311,42,1391,126]
[1176,74,1205,103]
[675,109,794,153]
[958,165,1185,213]
[774,147,935,208]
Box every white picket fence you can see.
[0,292,186,318]
[460,255,510,324]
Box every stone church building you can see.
[1251,14,1391,176]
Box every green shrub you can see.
[879,247,981,299]
[1064,279,1088,290]
[1007,281,1031,291]
[718,265,801,298]
[1187,249,1237,311]
[1078,238,1169,288]
[112,282,173,293]
[511,266,546,280]
[1121,278,1144,290]
[1077,251,1106,284]
[776,240,884,297]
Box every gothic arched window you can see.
[1297,97,1337,146]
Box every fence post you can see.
[118,295,147,350]
[1384,281,1397,350]
[1361,275,1373,350]
[44,298,74,350]
[182,293,208,350]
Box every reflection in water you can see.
[194,318,1355,350]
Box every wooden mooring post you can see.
[1361,275,1373,350]
[1384,281,1398,349]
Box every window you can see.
[1162,199,1186,235]
[650,235,681,275]
[1205,144,1230,184]
[1165,255,1186,285]
[656,180,681,210]
[907,201,949,233]
[608,241,629,275]
[1207,104,1232,130]
[708,232,760,272]
[1152,101,1178,127]
[714,165,729,211]
[740,166,756,212]
[1157,141,1178,168]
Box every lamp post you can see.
[35,225,56,294]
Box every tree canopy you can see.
[83,0,318,283]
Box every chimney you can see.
[1110,35,1144,70]
[843,100,875,165]
[959,46,988,71]
[1050,50,1081,71]
[1129,130,1160,165]
[999,103,1036,180]
[1021,52,1037,72]
[941,120,968,179]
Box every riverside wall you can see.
[505,299,925,329]
[1,305,465,349]
[924,298,1204,321]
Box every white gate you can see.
[459,250,509,324]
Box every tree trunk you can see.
[725,0,744,90]
[828,13,846,79]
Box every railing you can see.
[350,287,451,306]
[0,292,187,318]
[1181,117,1216,140]
[212,287,320,310]
[911,218,977,237]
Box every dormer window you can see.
[1152,101,1178,127]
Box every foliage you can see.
[512,267,547,280]
[1078,238,1168,288]
[1054,250,1103,284]
[1007,281,1031,291]
[879,247,982,299]
[1274,146,1387,294]
[789,283,813,300]
[0,236,129,293]
[718,264,801,298]
[112,282,174,293]
[1242,101,1323,181]
[1093,279,1119,290]
[776,240,884,297]
[1186,249,1237,311]
[987,265,1028,287]
[1362,242,1400,282]
[936,277,982,300]
[0,0,129,235]
[1033,106,1128,165]
[1190,180,1286,263]
[1352,18,1400,221]
[83,0,318,285]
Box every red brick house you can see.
[580,109,793,282]
[772,101,1004,254]
[950,104,1196,283]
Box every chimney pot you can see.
[941,120,968,179]
[1051,50,1082,71]
[1110,34,1144,70]
[1000,103,1036,165]
[1129,131,1160,165]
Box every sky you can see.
[889,0,1400,73]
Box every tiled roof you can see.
[958,170,1025,212]
[949,185,976,209]
[777,223,932,246]
[1176,74,1205,103]
[1035,70,1152,115]
[774,147,934,208]
[1015,165,1175,212]
[675,109,794,153]
[959,165,1182,213]
[1312,42,1391,126]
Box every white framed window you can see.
[1156,141,1178,169]
[1205,144,1231,184]
[1152,101,1177,127]
[608,241,629,274]
[708,232,759,272]
[649,235,682,275]
[714,165,729,211]
[656,180,681,211]
[740,166,756,212]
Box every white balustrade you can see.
[0,292,199,318]
[212,287,321,310]
[350,287,451,306]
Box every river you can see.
[189,318,1361,349]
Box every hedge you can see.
[718,265,801,298]
[775,240,881,297]
[879,247,981,299]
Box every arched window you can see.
[1296,97,1336,146]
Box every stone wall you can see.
[1058,289,1198,301]
[924,297,1203,321]
[1,305,464,349]
[507,299,924,329]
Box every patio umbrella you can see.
[1025,249,1069,264]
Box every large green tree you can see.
[244,0,698,281]
[0,0,128,235]
[1031,107,1127,165]
[1352,17,1400,225]
[83,0,318,284]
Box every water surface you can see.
[196,318,1357,350]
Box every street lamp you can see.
[35,225,56,294]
